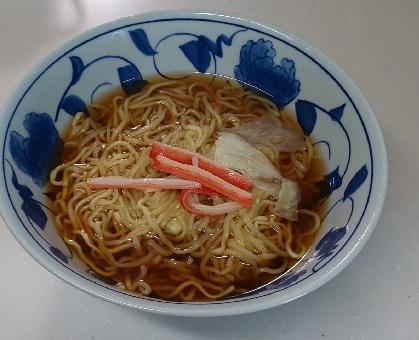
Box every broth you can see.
[49,73,328,301]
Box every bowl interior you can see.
[0,10,387,316]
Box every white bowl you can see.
[0,10,387,317]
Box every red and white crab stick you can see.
[178,187,245,216]
[86,142,254,216]
[86,175,202,190]
[151,154,253,207]
[150,142,252,190]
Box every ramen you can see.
[49,74,326,301]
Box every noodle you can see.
[50,75,325,301]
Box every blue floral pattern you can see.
[128,27,246,77]
[2,14,378,306]
[9,112,63,187]
[234,38,300,107]
[8,160,48,230]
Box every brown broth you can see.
[51,73,329,301]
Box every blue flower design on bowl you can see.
[9,112,63,187]
[234,38,300,107]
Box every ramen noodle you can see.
[49,75,324,301]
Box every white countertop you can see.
[0,1,417,339]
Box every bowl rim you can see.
[0,9,388,317]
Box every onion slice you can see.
[215,133,301,221]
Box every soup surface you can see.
[49,74,327,301]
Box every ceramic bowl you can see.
[0,10,387,317]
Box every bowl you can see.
[0,10,387,317]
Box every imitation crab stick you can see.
[151,154,253,207]
[86,175,202,190]
[179,187,245,216]
[150,142,252,190]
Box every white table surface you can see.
[0,1,417,339]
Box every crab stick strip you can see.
[151,154,253,207]
[179,187,245,216]
[150,142,252,190]
[86,175,202,190]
